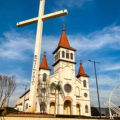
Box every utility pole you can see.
[88,59,101,119]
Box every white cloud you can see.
[90,74,120,87]
[55,0,94,8]
[90,85,120,107]
[69,25,120,52]
[42,35,58,53]
[102,63,120,71]
[41,25,120,55]
[0,30,35,60]
[90,87,112,107]
[89,73,120,107]
[1,25,120,60]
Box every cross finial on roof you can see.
[80,60,82,64]
[44,51,46,55]
[63,24,65,30]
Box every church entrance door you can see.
[76,104,80,115]
[40,102,46,112]
[50,102,55,114]
[64,100,71,115]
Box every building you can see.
[15,89,30,112]
[15,27,91,116]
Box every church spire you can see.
[39,52,51,71]
[58,24,71,48]
[53,25,76,54]
[77,61,89,78]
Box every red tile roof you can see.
[53,28,76,54]
[17,102,23,106]
[77,61,89,78]
[19,89,30,98]
[39,52,51,71]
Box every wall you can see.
[0,117,109,120]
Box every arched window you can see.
[43,73,47,82]
[76,87,80,96]
[55,54,58,61]
[26,103,28,109]
[56,54,58,60]
[84,93,88,97]
[62,51,65,58]
[54,55,56,61]
[58,52,60,58]
[71,53,73,60]
[66,50,69,59]
[85,105,89,113]
[83,80,87,87]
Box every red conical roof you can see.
[58,29,71,48]
[53,26,76,54]
[39,52,51,71]
[77,61,89,78]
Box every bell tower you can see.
[36,52,51,113]
[76,61,91,116]
[52,25,76,73]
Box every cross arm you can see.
[16,17,38,27]
[16,9,68,27]
[42,9,68,21]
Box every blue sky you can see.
[0,0,120,107]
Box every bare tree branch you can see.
[0,75,16,107]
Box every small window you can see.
[62,51,65,58]
[43,73,47,82]
[26,103,28,109]
[66,53,69,59]
[54,55,56,61]
[55,54,58,61]
[71,53,73,60]
[56,54,58,60]
[85,105,89,113]
[84,93,88,97]
[83,80,87,87]
[66,50,69,59]
[58,52,60,58]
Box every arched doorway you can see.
[76,104,80,115]
[50,102,55,114]
[64,100,71,115]
[40,102,46,112]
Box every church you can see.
[15,27,91,116]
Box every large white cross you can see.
[17,0,68,112]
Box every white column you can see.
[72,100,76,115]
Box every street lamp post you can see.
[88,60,101,119]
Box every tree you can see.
[37,79,49,113]
[50,82,62,117]
[0,75,16,107]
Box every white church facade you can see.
[15,27,91,116]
